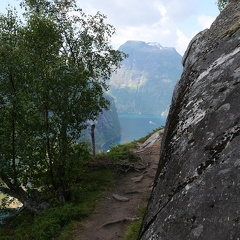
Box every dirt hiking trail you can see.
[74,130,163,240]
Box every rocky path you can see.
[74,130,163,240]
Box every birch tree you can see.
[0,0,126,212]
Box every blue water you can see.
[118,113,166,144]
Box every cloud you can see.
[197,15,216,29]
[75,0,218,55]
[0,0,218,57]
[176,29,192,56]
[78,0,197,29]
[77,0,162,26]
[157,3,167,17]
[156,0,198,21]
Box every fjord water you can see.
[118,113,166,143]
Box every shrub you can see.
[217,0,228,11]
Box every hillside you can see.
[108,41,183,115]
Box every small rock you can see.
[112,194,129,202]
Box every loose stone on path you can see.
[112,194,129,202]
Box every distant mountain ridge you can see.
[108,40,183,115]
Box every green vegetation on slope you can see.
[0,136,141,238]
[0,127,163,239]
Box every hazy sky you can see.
[0,0,220,55]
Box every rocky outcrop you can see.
[95,95,121,151]
[139,1,240,239]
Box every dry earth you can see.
[74,130,163,240]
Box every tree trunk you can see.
[0,174,50,214]
[91,124,96,157]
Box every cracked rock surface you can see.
[139,1,240,240]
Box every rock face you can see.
[139,2,240,240]
[95,95,121,151]
[84,95,121,151]
[108,41,182,115]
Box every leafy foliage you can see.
[107,143,139,162]
[0,0,126,211]
[95,142,139,164]
[217,0,228,11]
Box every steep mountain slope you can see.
[108,41,183,115]
[83,95,121,151]
[94,95,121,150]
[140,1,240,239]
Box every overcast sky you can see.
[1,0,220,55]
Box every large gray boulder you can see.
[139,1,240,239]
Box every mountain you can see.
[139,1,240,239]
[108,40,183,115]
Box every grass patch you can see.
[105,143,139,162]
[137,126,164,143]
[95,141,140,163]
[124,200,148,240]
[95,126,164,164]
